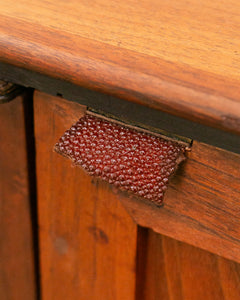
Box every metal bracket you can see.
[0,80,25,104]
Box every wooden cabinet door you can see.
[137,229,240,300]
[34,91,240,300]
[0,92,36,300]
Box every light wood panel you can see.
[139,229,240,300]
[34,91,138,300]
[1,0,240,134]
[0,94,36,299]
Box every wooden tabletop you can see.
[0,0,240,135]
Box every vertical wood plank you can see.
[217,257,240,300]
[140,229,240,300]
[34,91,138,300]
[136,227,170,300]
[0,94,36,299]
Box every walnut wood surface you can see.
[1,0,240,135]
[139,230,240,300]
[34,91,138,300]
[34,91,240,299]
[35,91,240,264]
[0,94,36,299]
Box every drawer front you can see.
[34,91,240,300]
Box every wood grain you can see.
[0,0,240,134]
[139,230,240,300]
[34,91,240,265]
[119,141,240,263]
[34,91,138,300]
[0,94,36,299]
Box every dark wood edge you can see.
[86,110,191,147]
[0,62,239,154]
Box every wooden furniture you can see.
[0,0,240,299]
[0,91,36,300]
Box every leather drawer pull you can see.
[55,112,188,205]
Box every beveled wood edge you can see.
[0,15,240,135]
[1,63,240,154]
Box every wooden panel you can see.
[139,229,240,300]
[0,94,36,299]
[118,141,240,263]
[1,0,240,134]
[34,91,138,300]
